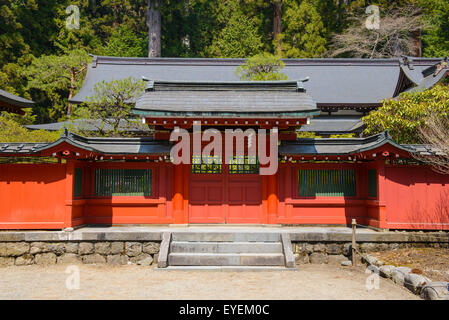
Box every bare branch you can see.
[412,113,449,175]
[328,6,426,58]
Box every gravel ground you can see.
[0,264,418,300]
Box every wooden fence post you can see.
[352,219,357,267]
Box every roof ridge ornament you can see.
[91,55,98,68]
[296,77,310,92]
[422,57,448,78]
[433,57,448,77]
[61,127,75,141]
[400,55,414,70]
[142,76,154,91]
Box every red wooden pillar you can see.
[267,172,278,224]
[183,163,190,223]
[376,160,388,229]
[64,160,75,228]
[173,164,185,223]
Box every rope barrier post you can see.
[352,219,357,267]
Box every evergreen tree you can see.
[236,53,288,81]
[79,77,147,136]
[276,0,327,58]
[419,0,449,57]
[206,10,264,58]
[102,25,147,57]
[24,49,91,121]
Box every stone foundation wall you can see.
[0,241,160,267]
[292,242,449,265]
[1,238,447,267]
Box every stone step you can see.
[170,241,283,254]
[155,266,298,272]
[171,232,281,242]
[168,253,285,266]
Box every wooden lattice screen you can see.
[298,169,356,197]
[94,169,152,196]
[74,168,83,197]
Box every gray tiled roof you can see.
[405,71,448,94]
[0,89,34,107]
[0,131,443,157]
[134,80,318,116]
[0,143,47,154]
[299,116,364,134]
[71,56,447,107]
[26,119,146,132]
[0,132,170,156]
[402,144,445,156]
[279,131,411,156]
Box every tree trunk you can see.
[413,30,422,57]
[67,67,76,116]
[147,0,161,57]
[393,33,402,57]
[273,1,282,55]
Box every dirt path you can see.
[0,264,418,300]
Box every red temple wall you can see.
[384,165,449,230]
[0,162,449,230]
[0,164,68,229]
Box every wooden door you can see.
[188,165,263,223]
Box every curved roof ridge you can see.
[92,55,446,65]
[280,130,412,156]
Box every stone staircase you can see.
[157,231,297,271]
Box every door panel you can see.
[226,176,263,223]
[189,176,225,223]
[188,169,263,223]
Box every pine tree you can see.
[206,10,264,58]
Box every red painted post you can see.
[376,160,388,229]
[173,164,185,223]
[267,172,278,224]
[64,160,75,228]
[183,163,189,223]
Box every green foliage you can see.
[297,131,322,139]
[0,0,448,131]
[276,0,327,58]
[329,133,356,138]
[206,10,263,58]
[0,0,30,68]
[1,108,36,125]
[298,131,355,139]
[236,53,288,81]
[102,25,147,57]
[0,116,59,143]
[79,77,147,136]
[24,49,91,121]
[419,0,449,57]
[362,84,449,144]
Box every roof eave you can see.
[132,109,321,118]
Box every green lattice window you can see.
[73,168,83,197]
[368,169,378,198]
[298,169,356,197]
[191,155,222,174]
[229,155,259,174]
[94,169,152,196]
